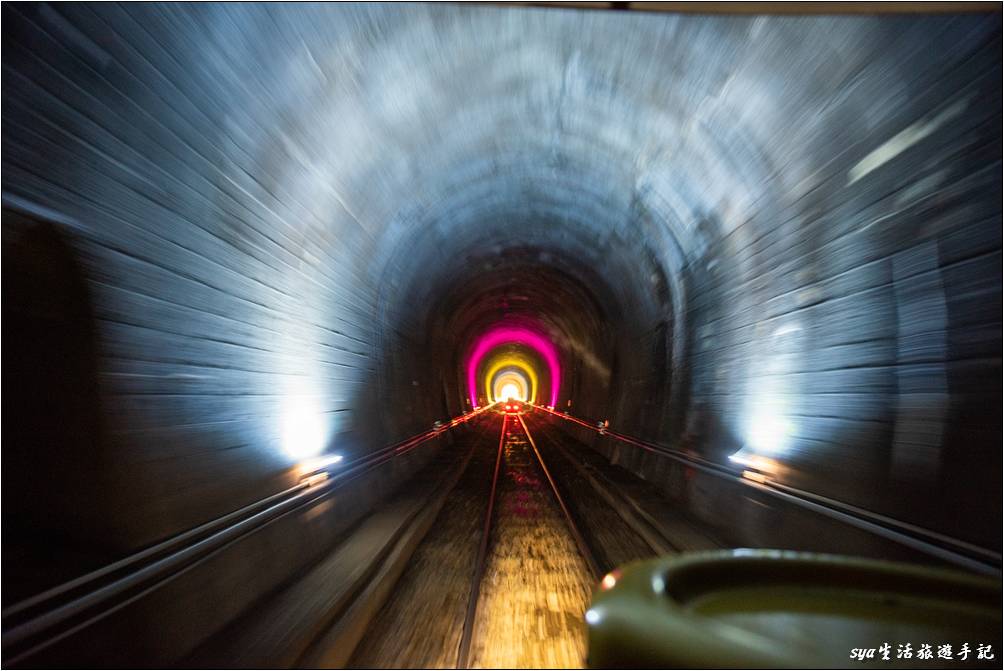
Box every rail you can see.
[456,412,604,669]
[524,414,679,557]
[518,415,602,580]
[456,413,509,669]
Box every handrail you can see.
[534,404,1002,576]
[2,404,495,662]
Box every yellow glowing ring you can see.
[489,365,533,403]
[485,356,538,404]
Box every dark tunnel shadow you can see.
[2,207,114,605]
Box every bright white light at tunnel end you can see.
[499,382,524,402]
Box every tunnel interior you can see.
[1,2,1001,667]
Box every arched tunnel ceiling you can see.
[195,5,993,392]
[233,5,982,280]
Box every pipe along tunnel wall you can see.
[2,3,1001,664]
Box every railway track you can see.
[349,409,620,668]
[242,404,1004,667]
[456,411,597,669]
[455,411,510,668]
[523,415,680,566]
[436,408,687,669]
[8,402,717,668]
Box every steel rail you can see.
[525,414,678,557]
[518,414,603,580]
[3,404,496,663]
[534,404,1001,576]
[456,412,508,670]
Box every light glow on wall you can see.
[281,396,330,461]
[746,412,793,454]
[741,321,801,457]
[743,389,795,457]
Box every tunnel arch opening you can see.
[368,215,691,458]
[467,324,561,409]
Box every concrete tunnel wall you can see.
[2,1,1001,613]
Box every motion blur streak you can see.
[1,2,1000,668]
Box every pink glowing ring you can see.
[467,326,560,408]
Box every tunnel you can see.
[2,2,1001,668]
